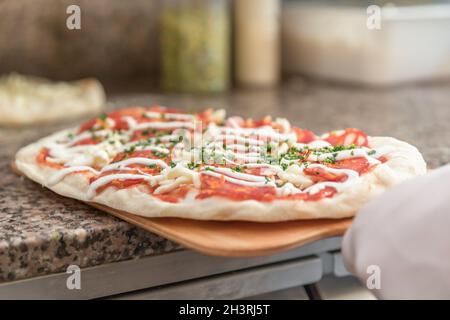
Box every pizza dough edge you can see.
[15,134,427,222]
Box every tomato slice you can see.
[148,105,185,114]
[305,187,337,201]
[36,148,64,169]
[94,178,147,195]
[196,175,339,202]
[196,175,276,202]
[112,149,166,163]
[244,116,272,128]
[225,116,274,129]
[303,167,347,182]
[73,137,98,146]
[291,127,317,143]
[329,157,371,174]
[108,107,146,119]
[78,118,99,133]
[153,185,191,203]
[325,128,368,147]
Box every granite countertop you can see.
[1,78,450,282]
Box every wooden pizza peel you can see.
[12,162,352,257]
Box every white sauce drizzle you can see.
[202,171,277,188]
[306,140,331,149]
[306,148,380,165]
[100,157,168,172]
[154,176,191,194]
[205,167,267,182]
[218,127,297,143]
[214,135,265,146]
[47,166,99,186]
[132,121,195,132]
[86,174,162,199]
[276,183,303,197]
[303,164,360,194]
[42,109,388,199]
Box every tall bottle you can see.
[234,0,280,87]
[160,0,230,93]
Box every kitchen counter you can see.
[1,77,450,283]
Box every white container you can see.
[282,2,450,85]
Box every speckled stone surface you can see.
[1,78,450,282]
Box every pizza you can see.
[14,106,426,222]
[0,73,105,126]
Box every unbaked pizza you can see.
[14,106,426,222]
[0,73,105,126]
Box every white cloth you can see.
[342,164,450,299]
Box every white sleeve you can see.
[342,164,450,299]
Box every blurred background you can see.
[1,0,449,92]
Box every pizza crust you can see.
[15,132,426,222]
[0,74,106,126]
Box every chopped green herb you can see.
[313,144,357,155]
[169,136,182,145]
[125,146,136,154]
[283,153,303,161]
[147,164,157,169]
[368,150,376,156]
[170,161,177,168]
[153,151,167,158]
[324,156,336,164]
[187,162,199,170]
[231,166,242,173]
[99,114,107,121]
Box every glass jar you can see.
[159,0,230,93]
